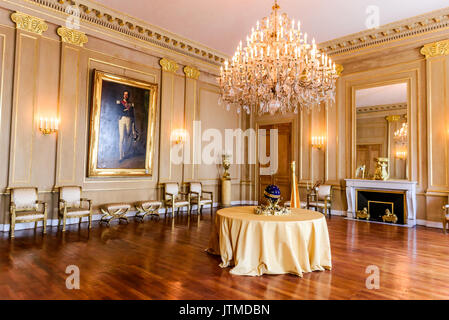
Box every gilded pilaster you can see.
[57,27,88,47]
[159,58,179,73]
[335,64,344,76]
[183,66,200,80]
[420,39,449,59]
[11,12,48,35]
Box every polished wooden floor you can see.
[0,209,449,300]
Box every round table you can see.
[207,206,332,277]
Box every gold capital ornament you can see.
[184,66,200,80]
[159,58,179,73]
[420,40,449,59]
[11,12,48,35]
[335,64,344,76]
[57,27,88,47]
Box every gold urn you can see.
[374,157,389,181]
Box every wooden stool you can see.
[100,203,131,226]
[135,201,162,222]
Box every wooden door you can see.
[258,123,292,205]
[357,144,382,177]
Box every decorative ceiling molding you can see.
[357,103,407,114]
[159,58,179,73]
[184,66,200,80]
[57,26,88,46]
[10,11,48,35]
[420,39,449,59]
[27,0,227,65]
[320,7,449,56]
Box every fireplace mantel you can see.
[345,179,417,227]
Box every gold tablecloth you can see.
[207,206,332,277]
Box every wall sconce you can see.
[396,151,407,160]
[311,136,326,150]
[39,117,59,135]
[171,129,187,144]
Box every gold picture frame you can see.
[88,70,158,177]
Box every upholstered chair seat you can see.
[100,203,131,226]
[307,185,332,217]
[164,182,190,217]
[9,187,48,238]
[189,182,213,215]
[15,212,45,220]
[59,186,92,232]
[135,200,162,222]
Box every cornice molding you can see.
[57,26,88,46]
[159,58,179,73]
[357,103,408,114]
[320,7,449,56]
[184,66,200,80]
[26,0,227,66]
[10,11,48,35]
[420,39,449,59]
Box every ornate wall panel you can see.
[56,44,81,186]
[8,31,40,186]
[423,41,449,193]
[158,59,184,183]
[183,67,199,182]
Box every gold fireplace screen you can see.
[356,189,407,224]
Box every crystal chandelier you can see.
[394,122,408,145]
[218,0,339,115]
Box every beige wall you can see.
[0,4,242,229]
[1,0,448,230]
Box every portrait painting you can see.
[88,70,158,177]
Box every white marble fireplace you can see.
[345,179,417,227]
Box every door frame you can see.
[254,115,298,204]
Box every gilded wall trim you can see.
[57,26,88,47]
[420,39,449,59]
[320,7,449,56]
[10,12,48,35]
[159,58,179,73]
[184,66,200,80]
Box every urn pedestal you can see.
[221,178,232,208]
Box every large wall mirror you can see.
[355,82,408,180]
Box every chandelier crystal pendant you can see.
[218,0,339,115]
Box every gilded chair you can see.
[58,186,92,232]
[164,182,190,217]
[188,182,213,215]
[307,185,332,217]
[443,194,449,234]
[9,187,47,238]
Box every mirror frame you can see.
[351,78,412,181]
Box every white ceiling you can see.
[93,0,448,55]
[356,83,408,107]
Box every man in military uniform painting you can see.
[116,91,139,161]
